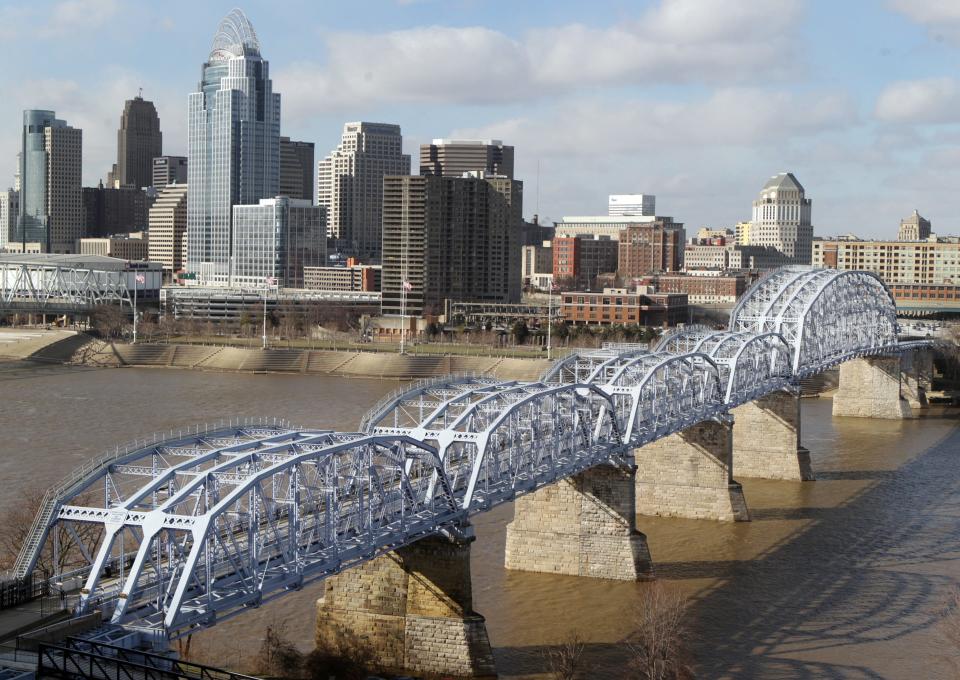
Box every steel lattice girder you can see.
[0,262,133,311]
[18,266,931,641]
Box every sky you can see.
[2,0,960,239]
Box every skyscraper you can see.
[232,197,325,288]
[187,9,280,285]
[381,173,522,317]
[898,210,931,241]
[318,122,410,261]
[750,172,813,264]
[0,189,18,250]
[152,156,188,189]
[116,96,162,189]
[148,183,188,279]
[279,137,314,201]
[16,110,82,253]
[419,139,514,178]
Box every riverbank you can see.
[61,337,553,381]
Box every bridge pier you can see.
[832,356,913,419]
[732,390,814,481]
[901,348,932,410]
[314,531,496,679]
[504,463,654,580]
[634,419,750,522]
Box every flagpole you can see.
[132,273,138,345]
[547,283,552,360]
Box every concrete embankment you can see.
[63,339,552,381]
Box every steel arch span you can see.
[13,267,928,641]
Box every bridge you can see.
[8,268,933,678]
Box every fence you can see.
[0,574,48,610]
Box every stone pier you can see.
[315,532,496,679]
[732,390,814,481]
[504,463,653,580]
[634,419,750,522]
[832,356,912,419]
[901,349,932,410]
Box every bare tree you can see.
[625,583,695,680]
[255,618,305,678]
[542,631,586,680]
[0,487,103,578]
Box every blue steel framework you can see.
[13,268,926,641]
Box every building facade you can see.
[231,197,325,288]
[552,234,618,289]
[78,233,149,260]
[617,218,685,279]
[279,137,314,201]
[82,183,150,237]
[521,241,553,291]
[16,110,82,253]
[651,273,750,305]
[609,194,655,216]
[303,263,381,291]
[152,156,188,189]
[148,183,188,278]
[813,236,960,285]
[898,210,932,241]
[0,189,18,250]
[115,96,162,189]
[560,287,687,326]
[317,122,409,261]
[187,9,281,285]
[553,215,660,240]
[750,172,813,263]
[419,139,514,178]
[381,174,522,317]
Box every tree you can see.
[542,631,586,679]
[625,583,694,680]
[512,320,530,345]
[90,304,128,339]
[255,620,304,678]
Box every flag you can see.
[402,280,412,291]
[135,274,145,284]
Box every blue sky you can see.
[3,0,960,238]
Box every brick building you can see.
[560,287,687,326]
[552,234,618,289]
[618,218,685,278]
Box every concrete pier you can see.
[832,356,912,419]
[732,390,814,481]
[504,463,654,580]
[901,349,932,410]
[315,532,496,679]
[635,419,750,522]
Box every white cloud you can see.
[39,0,119,38]
[889,0,960,42]
[275,0,805,122]
[875,77,960,124]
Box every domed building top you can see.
[209,8,260,62]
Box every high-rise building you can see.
[16,110,82,253]
[82,182,150,237]
[813,235,960,285]
[187,9,281,285]
[609,194,655,216]
[381,174,522,316]
[279,137,314,201]
[152,156,188,189]
[115,96,162,189]
[232,197,325,288]
[148,183,188,278]
[419,139,514,178]
[898,210,931,241]
[750,172,813,264]
[0,189,18,249]
[734,220,752,245]
[318,122,410,261]
[617,218,685,279]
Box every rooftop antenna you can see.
[138,87,143,98]
[536,158,541,216]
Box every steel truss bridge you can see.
[12,268,928,641]
[0,259,134,314]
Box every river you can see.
[1,361,958,679]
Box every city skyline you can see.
[1,1,959,238]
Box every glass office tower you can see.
[186,9,280,285]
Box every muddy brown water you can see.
[1,361,958,679]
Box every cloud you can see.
[889,0,960,42]
[39,0,120,38]
[275,0,805,122]
[875,77,960,124]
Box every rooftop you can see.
[209,8,260,62]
